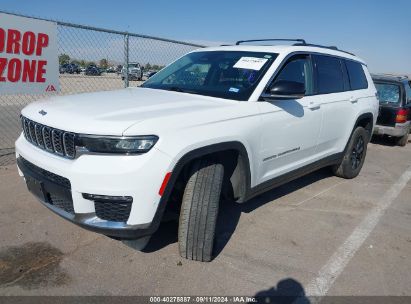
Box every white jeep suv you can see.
[16,39,378,262]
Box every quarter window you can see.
[314,55,345,94]
[406,81,411,104]
[345,60,368,90]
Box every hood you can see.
[21,87,235,135]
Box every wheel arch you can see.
[354,112,374,135]
[163,141,252,207]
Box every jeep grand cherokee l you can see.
[16,39,378,262]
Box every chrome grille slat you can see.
[23,118,31,142]
[21,117,28,140]
[52,129,64,155]
[28,121,37,144]
[43,126,54,151]
[35,123,45,148]
[63,133,76,158]
[20,116,76,159]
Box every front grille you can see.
[20,157,71,189]
[21,116,76,159]
[48,193,74,214]
[95,201,132,222]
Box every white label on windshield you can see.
[233,57,268,70]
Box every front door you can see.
[257,54,322,184]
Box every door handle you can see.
[350,97,358,103]
[308,101,320,110]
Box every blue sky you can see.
[1,0,410,73]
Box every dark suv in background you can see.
[59,63,81,74]
[372,75,411,146]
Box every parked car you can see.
[372,74,411,146]
[121,62,143,80]
[59,64,68,74]
[16,39,378,262]
[116,65,123,75]
[70,64,81,74]
[85,65,102,76]
[106,66,116,73]
[59,63,81,74]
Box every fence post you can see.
[124,33,129,88]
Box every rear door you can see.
[374,81,402,127]
[312,55,356,155]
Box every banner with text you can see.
[0,13,59,94]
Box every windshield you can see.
[141,51,277,101]
[375,82,401,105]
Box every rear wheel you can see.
[178,158,224,262]
[332,127,368,179]
[396,132,409,147]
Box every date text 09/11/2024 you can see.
[149,296,257,303]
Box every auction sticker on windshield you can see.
[0,12,60,94]
[233,57,268,70]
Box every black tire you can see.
[332,127,368,179]
[396,132,409,147]
[178,158,224,262]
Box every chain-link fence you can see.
[0,11,204,166]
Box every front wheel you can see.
[178,158,224,262]
[332,127,368,179]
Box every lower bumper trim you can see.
[17,156,154,240]
[373,122,410,137]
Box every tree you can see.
[79,60,87,68]
[145,63,152,70]
[99,58,108,69]
[59,54,70,65]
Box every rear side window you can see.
[345,60,368,90]
[314,55,345,94]
[375,83,400,105]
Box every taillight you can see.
[396,108,409,124]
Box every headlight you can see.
[78,135,158,154]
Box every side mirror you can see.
[262,80,305,100]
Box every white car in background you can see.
[121,62,143,81]
[16,39,378,262]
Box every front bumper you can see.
[373,122,410,137]
[15,134,173,239]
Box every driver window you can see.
[270,55,313,95]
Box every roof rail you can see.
[293,43,356,56]
[372,73,409,80]
[235,38,306,45]
[234,39,355,56]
